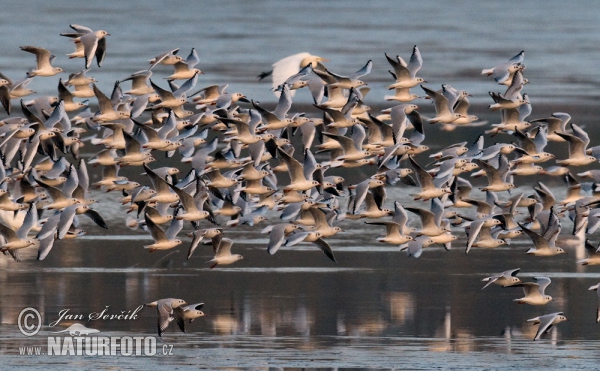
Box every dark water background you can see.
[1,0,600,369]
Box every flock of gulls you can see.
[1,25,599,340]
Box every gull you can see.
[314,60,372,89]
[481,268,522,290]
[150,72,198,109]
[66,69,96,87]
[481,51,525,84]
[578,240,600,265]
[258,52,329,95]
[511,127,554,165]
[0,74,35,114]
[404,235,435,258]
[20,46,64,77]
[143,212,183,252]
[120,70,156,96]
[284,230,336,262]
[406,199,449,237]
[465,221,505,254]
[514,277,553,305]
[517,216,566,257]
[186,228,222,260]
[166,183,210,224]
[60,24,109,68]
[0,217,36,255]
[144,298,187,337]
[365,221,413,245]
[420,85,464,124]
[530,112,570,142]
[57,79,87,112]
[264,223,301,255]
[176,303,205,332]
[385,45,425,89]
[208,237,243,268]
[409,157,452,200]
[166,48,202,80]
[91,84,129,122]
[277,147,319,192]
[143,164,180,204]
[488,91,527,111]
[148,48,182,70]
[555,123,596,167]
[588,283,600,323]
[527,312,567,341]
[322,126,370,161]
[474,155,514,192]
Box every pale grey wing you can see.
[303,149,319,180]
[80,32,99,69]
[36,212,61,240]
[350,59,372,80]
[312,238,336,262]
[466,220,485,254]
[43,101,68,130]
[144,214,167,243]
[406,207,436,230]
[165,217,183,241]
[532,126,548,153]
[157,302,174,337]
[390,105,408,140]
[509,51,525,63]
[520,282,540,297]
[533,313,560,341]
[474,159,502,185]
[556,132,585,158]
[285,232,309,247]
[144,164,170,195]
[173,72,198,97]
[493,69,510,84]
[62,164,79,198]
[518,223,550,250]
[406,45,423,77]
[17,203,37,239]
[57,205,78,239]
[308,208,329,230]
[543,209,561,246]
[570,123,590,148]
[0,222,18,242]
[392,201,409,229]
[430,198,444,227]
[410,157,434,190]
[385,53,410,80]
[504,268,521,278]
[150,79,175,101]
[149,48,180,70]
[351,180,370,214]
[277,147,306,183]
[481,275,500,290]
[322,132,356,155]
[169,183,198,213]
[267,224,287,255]
[210,233,223,254]
[187,230,207,260]
[273,83,292,120]
[503,70,524,100]
[215,238,233,257]
[534,277,551,294]
[93,84,114,113]
[513,128,537,154]
[77,159,90,193]
[37,234,56,261]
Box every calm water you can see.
[2,1,600,369]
